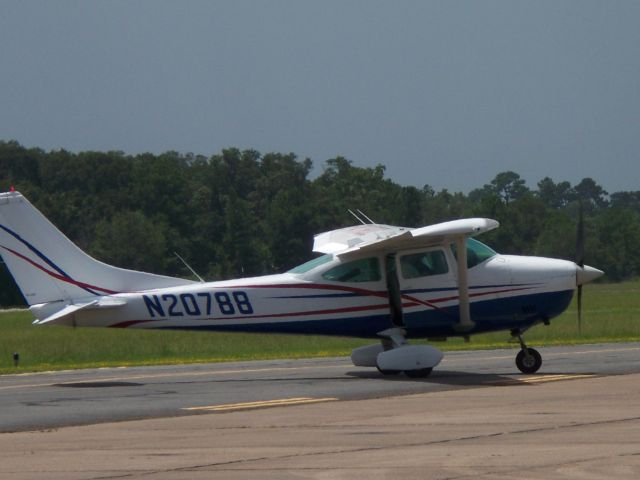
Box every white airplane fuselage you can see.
[30,249,582,338]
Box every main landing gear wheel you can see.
[515,348,542,374]
[404,368,433,378]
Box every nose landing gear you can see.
[512,329,542,374]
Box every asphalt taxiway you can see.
[1,343,640,479]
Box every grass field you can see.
[1,281,639,374]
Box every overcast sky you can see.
[1,1,638,193]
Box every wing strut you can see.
[385,254,404,327]
[454,236,474,331]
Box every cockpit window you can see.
[451,238,497,268]
[288,254,333,274]
[400,250,449,279]
[322,257,381,283]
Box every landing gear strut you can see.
[351,255,443,378]
[351,327,443,378]
[512,329,542,374]
[377,328,439,378]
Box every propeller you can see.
[575,202,585,334]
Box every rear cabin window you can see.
[400,250,449,279]
[322,257,381,283]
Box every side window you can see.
[400,250,449,279]
[322,257,381,283]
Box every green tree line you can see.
[1,140,639,307]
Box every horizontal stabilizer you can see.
[33,297,126,326]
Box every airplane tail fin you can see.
[0,191,194,307]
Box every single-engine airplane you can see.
[0,190,603,377]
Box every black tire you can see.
[376,366,401,375]
[515,348,542,374]
[404,368,433,378]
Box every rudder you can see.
[0,191,194,306]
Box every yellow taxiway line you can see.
[518,373,598,384]
[182,397,338,412]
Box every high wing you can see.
[313,218,499,257]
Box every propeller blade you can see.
[575,201,585,335]
[577,284,583,335]
[575,202,585,267]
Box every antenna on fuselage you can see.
[174,252,205,283]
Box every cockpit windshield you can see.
[287,254,333,274]
[452,238,497,268]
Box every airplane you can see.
[0,190,603,377]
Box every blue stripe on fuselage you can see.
[403,289,573,337]
[157,289,574,339]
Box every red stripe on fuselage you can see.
[428,286,535,304]
[109,283,539,328]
